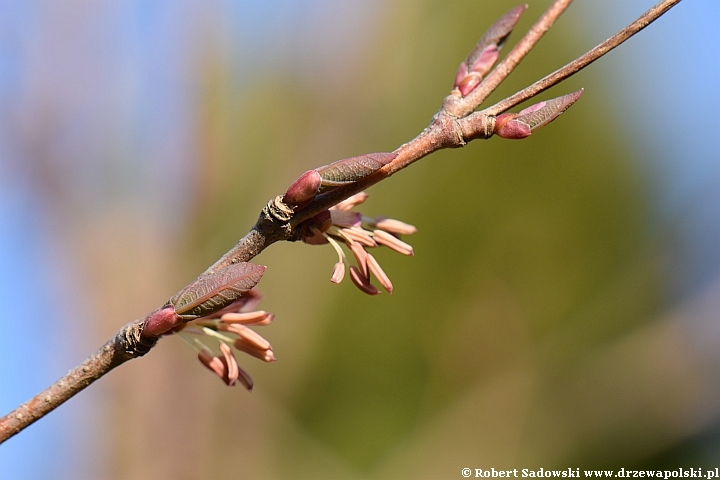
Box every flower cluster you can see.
[300,192,416,295]
[175,289,275,390]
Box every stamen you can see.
[220,310,273,326]
[237,367,254,391]
[201,326,235,344]
[367,253,393,294]
[331,262,345,284]
[349,266,380,295]
[338,227,377,247]
[348,241,369,278]
[373,230,414,255]
[219,342,240,386]
[331,192,369,211]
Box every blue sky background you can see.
[0,0,718,476]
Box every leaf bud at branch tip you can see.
[453,5,526,97]
[494,113,531,139]
[494,90,583,139]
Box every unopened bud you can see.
[494,90,583,139]
[453,5,526,96]
[456,73,482,97]
[494,113,532,139]
[142,307,182,338]
[284,169,322,205]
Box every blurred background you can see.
[1,0,719,478]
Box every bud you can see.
[284,169,322,205]
[494,90,583,139]
[494,114,532,139]
[142,306,182,338]
[515,90,583,130]
[454,5,526,96]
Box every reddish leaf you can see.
[317,152,396,189]
[170,263,266,320]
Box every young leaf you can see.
[170,262,266,320]
[317,152,397,189]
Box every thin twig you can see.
[444,0,574,118]
[0,0,683,444]
[484,0,683,116]
[0,322,154,441]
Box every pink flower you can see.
[178,288,275,390]
[300,192,417,295]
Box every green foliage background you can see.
[146,1,690,477]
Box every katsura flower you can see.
[141,262,275,389]
[176,288,275,390]
[300,192,416,295]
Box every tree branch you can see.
[0,321,155,441]
[0,0,683,444]
[484,0,683,117]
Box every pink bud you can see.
[284,169,322,205]
[454,5,526,93]
[469,46,500,77]
[142,307,182,338]
[457,73,482,97]
[453,62,469,91]
[515,90,583,131]
[494,114,531,139]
